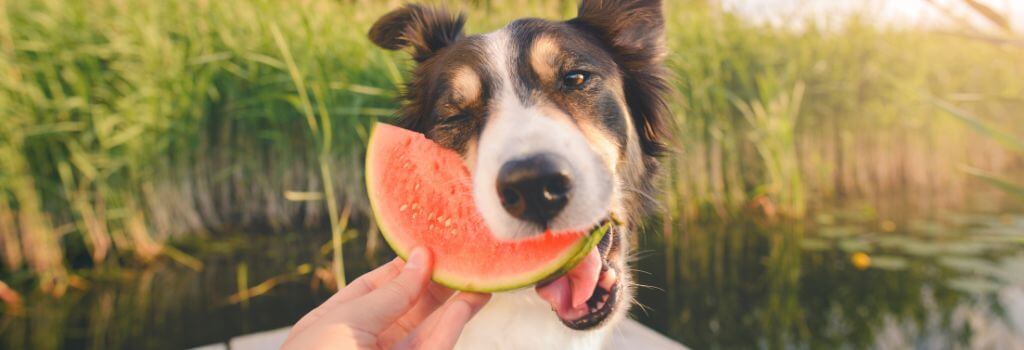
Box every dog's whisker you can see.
[630,296,652,317]
[628,268,655,277]
[628,249,657,261]
[630,282,664,292]
[619,185,660,209]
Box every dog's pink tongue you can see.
[536,249,601,320]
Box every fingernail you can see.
[449,300,472,316]
[405,247,428,270]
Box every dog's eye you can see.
[440,113,469,125]
[562,71,590,90]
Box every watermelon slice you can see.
[366,123,609,292]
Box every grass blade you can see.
[961,166,1024,199]
[931,98,1024,153]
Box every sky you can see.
[721,0,1024,33]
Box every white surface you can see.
[603,319,688,350]
[189,318,686,350]
[227,328,290,350]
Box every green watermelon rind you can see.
[531,223,611,288]
[424,223,607,293]
[365,123,611,293]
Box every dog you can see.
[368,0,670,348]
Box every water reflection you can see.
[634,209,1024,349]
[1,208,1022,349]
[1,234,341,349]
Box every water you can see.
[2,202,1023,349]
[634,205,1024,349]
[0,234,339,349]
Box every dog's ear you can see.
[572,0,670,157]
[368,4,466,63]
[575,0,665,56]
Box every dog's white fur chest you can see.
[455,290,610,350]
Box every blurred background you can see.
[1,0,1022,348]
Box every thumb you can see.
[340,247,433,334]
[394,292,491,350]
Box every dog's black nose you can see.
[496,154,573,226]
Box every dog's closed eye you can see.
[440,113,470,125]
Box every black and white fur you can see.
[369,1,670,348]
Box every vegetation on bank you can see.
[1,0,1022,294]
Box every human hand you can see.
[281,247,491,350]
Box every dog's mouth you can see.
[536,220,621,330]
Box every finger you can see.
[395,292,491,350]
[376,282,456,348]
[334,258,405,302]
[395,282,456,328]
[289,258,404,336]
[338,247,433,334]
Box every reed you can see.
[0,0,1021,284]
[661,4,1023,220]
[932,98,1024,199]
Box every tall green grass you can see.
[1,0,1022,287]
[0,0,405,290]
[662,7,1024,221]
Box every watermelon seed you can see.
[443,219,452,227]
[437,215,445,223]
[414,182,421,190]
[399,204,408,212]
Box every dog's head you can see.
[370,0,669,330]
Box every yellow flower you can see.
[851,252,871,270]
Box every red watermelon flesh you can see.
[366,123,608,292]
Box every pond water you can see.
[635,202,1024,349]
[2,200,1023,349]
